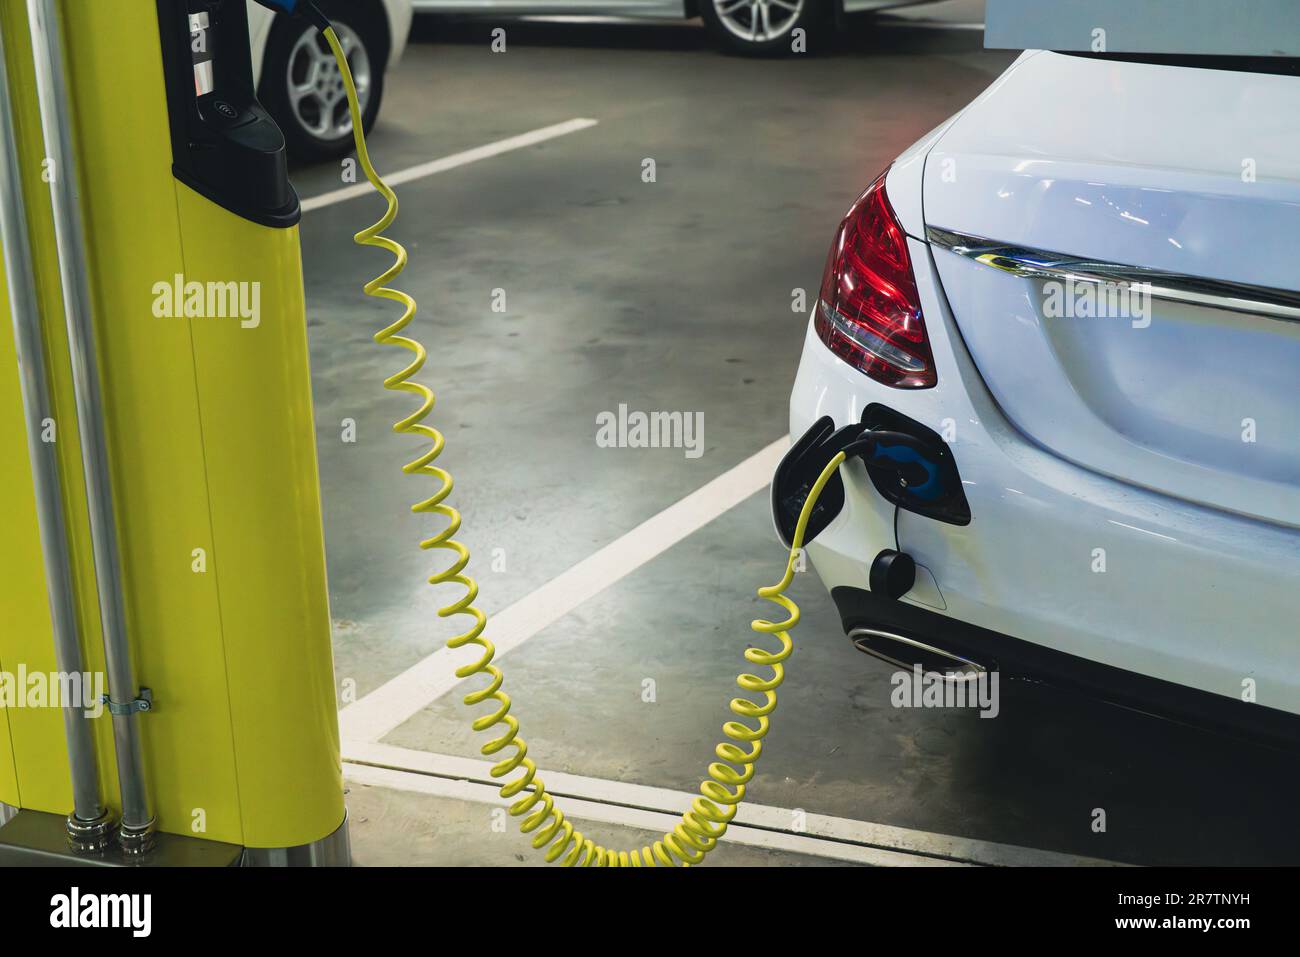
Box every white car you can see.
[411,0,937,55]
[249,0,414,160]
[786,50,1300,744]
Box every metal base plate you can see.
[0,810,242,867]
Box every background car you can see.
[410,0,940,55]
[249,0,415,161]
[791,49,1300,743]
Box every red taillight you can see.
[816,170,935,388]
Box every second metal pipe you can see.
[26,0,155,846]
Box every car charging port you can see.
[773,407,971,551]
[859,403,971,527]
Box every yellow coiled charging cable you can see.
[325,26,847,866]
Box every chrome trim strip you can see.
[848,627,988,683]
[926,226,1300,323]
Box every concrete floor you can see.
[297,11,1300,867]
[344,783,848,866]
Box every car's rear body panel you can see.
[791,52,1300,723]
[791,236,1300,719]
[923,51,1300,528]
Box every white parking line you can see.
[343,741,1123,867]
[337,438,789,743]
[345,764,956,868]
[345,761,953,866]
[301,117,599,212]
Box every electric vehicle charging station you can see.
[0,0,1295,890]
[0,0,344,865]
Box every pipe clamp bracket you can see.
[102,687,153,716]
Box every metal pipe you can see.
[0,16,113,853]
[25,0,155,852]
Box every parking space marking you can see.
[338,438,789,743]
[344,741,1122,867]
[301,117,599,212]
[343,759,962,866]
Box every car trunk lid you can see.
[923,51,1300,528]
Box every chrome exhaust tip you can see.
[847,627,989,682]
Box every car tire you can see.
[699,0,830,56]
[259,0,388,163]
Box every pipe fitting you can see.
[66,810,115,854]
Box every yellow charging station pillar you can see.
[0,0,345,862]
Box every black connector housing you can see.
[155,0,301,227]
[772,407,972,549]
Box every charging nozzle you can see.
[249,0,305,13]
[251,0,332,31]
[772,417,916,548]
[772,411,970,549]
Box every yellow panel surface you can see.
[176,190,343,847]
[0,0,342,846]
[0,245,34,808]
